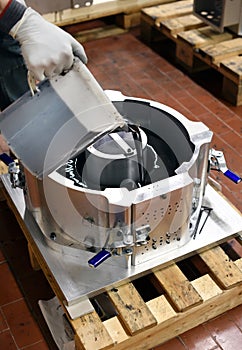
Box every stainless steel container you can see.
[22,90,212,266]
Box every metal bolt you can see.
[124,248,133,255]
[50,232,56,241]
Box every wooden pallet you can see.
[1,183,242,350]
[140,0,242,105]
[72,242,242,350]
[42,0,174,44]
[43,0,174,28]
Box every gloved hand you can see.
[10,7,87,81]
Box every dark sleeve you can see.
[0,0,26,33]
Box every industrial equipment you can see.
[0,59,241,269]
[1,60,242,314]
[193,0,242,35]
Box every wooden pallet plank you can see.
[28,243,41,271]
[198,38,242,65]
[176,27,233,69]
[73,311,114,350]
[154,264,203,312]
[103,295,177,347]
[191,274,222,301]
[161,14,204,37]
[177,27,233,49]
[141,0,193,27]
[147,295,177,323]
[219,56,242,84]
[44,0,174,27]
[199,246,242,289]
[103,316,129,345]
[107,283,157,335]
[73,24,127,43]
[116,11,141,29]
[222,77,242,106]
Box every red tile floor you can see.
[0,27,242,350]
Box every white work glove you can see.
[10,7,87,81]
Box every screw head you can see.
[50,232,56,241]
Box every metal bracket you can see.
[135,225,151,243]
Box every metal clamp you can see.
[209,148,241,184]
[0,153,25,189]
[88,249,112,268]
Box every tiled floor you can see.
[0,26,242,350]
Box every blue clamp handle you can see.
[0,153,14,166]
[224,169,241,184]
[88,249,112,268]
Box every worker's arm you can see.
[0,0,87,81]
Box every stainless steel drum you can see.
[23,90,212,266]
